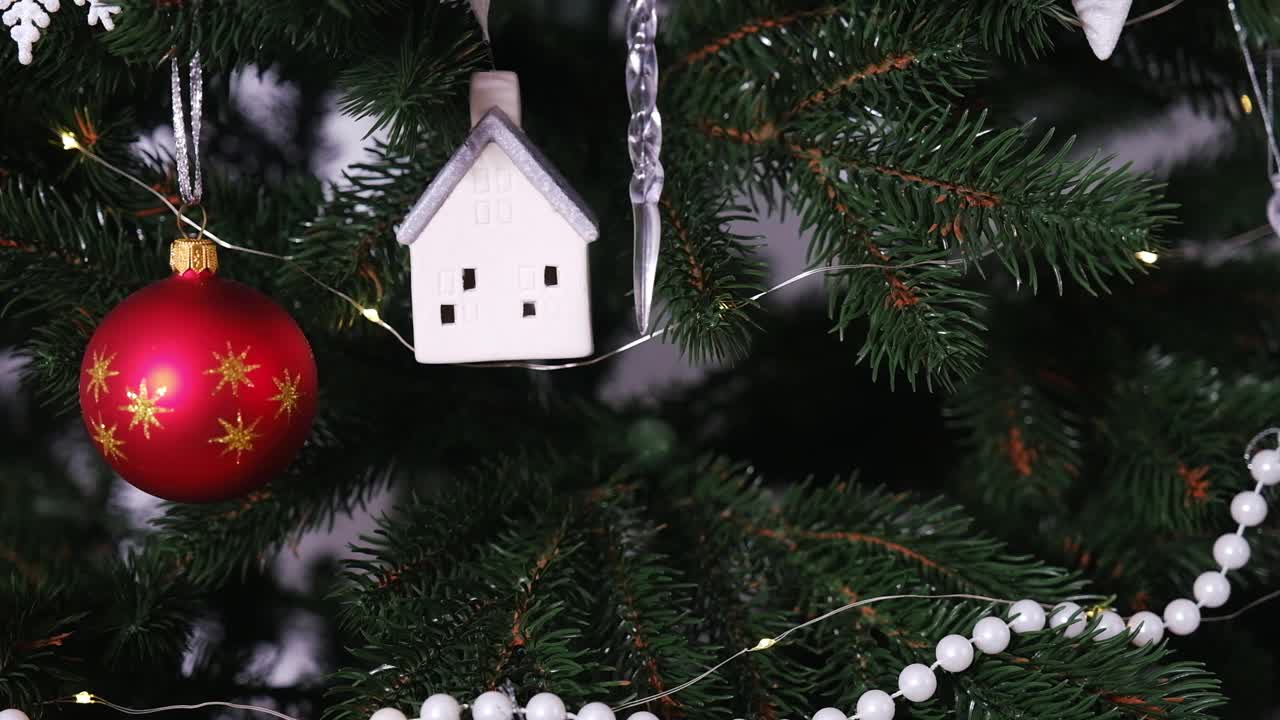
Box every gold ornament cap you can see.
[170,237,219,275]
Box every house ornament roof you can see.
[396,108,599,246]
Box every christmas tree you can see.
[3,1,1280,719]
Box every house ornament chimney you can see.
[470,71,522,128]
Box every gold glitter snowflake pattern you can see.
[120,379,172,439]
[90,414,126,461]
[210,412,261,464]
[84,349,119,403]
[205,342,262,397]
[269,369,302,419]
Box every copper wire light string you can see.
[1062,0,1186,27]
[65,140,959,366]
[43,3,1278,719]
[73,138,1264,370]
[1227,0,1280,172]
[64,0,1228,370]
[55,587,1280,720]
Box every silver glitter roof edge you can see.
[396,109,600,246]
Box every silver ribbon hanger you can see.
[626,0,664,333]
[1267,49,1279,236]
[170,50,204,207]
[470,0,492,43]
[1225,0,1280,236]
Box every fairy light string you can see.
[610,592,1020,714]
[29,4,1280,720]
[1227,0,1280,174]
[62,131,1268,365]
[32,593,1085,720]
[62,128,1189,373]
[46,425,1280,720]
[56,133,966,368]
[36,429,1280,719]
[65,119,1184,371]
[1062,0,1187,28]
[21,2,1280,720]
[48,418,1280,720]
[66,694,302,720]
[53,0,1218,370]
[52,587,1280,720]
[57,136,418,353]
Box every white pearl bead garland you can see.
[855,689,895,720]
[1007,599,1046,633]
[422,694,462,720]
[935,633,974,672]
[812,707,847,720]
[1163,598,1201,636]
[577,703,615,720]
[1231,490,1267,526]
[526,693,566,720]
[1193,571,1231,608]
[1049,602,1086,638]
[897,663,937,702]
[0,710,31,720]
[1094,611,1125,641]
[473,692,514,720]
[1127,611,1164,646]
[389,443,1274,720]
[1213,532,1250,569]
[972,616,1011,654]
[1250,448,1280,485]
[370,709,409,720]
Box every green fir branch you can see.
[948,629,1223,720]
[589,484,730,719]
[823,248,989,391]
[946,360,1084,521]
[326,461,609,720]
[102,0,392,68]
[336,3,487,155]
[0,579,88,719]
[140,410,403,587]
[1089,353,1276,534]
[657,458,818,720]
[655,184,766,363]
[277,139,455,333]
[795,111,1172,293]
[333,464,548,639]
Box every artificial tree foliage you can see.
[3,1,1280,719]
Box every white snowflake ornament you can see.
[2,0,59,65]
[76,0,118,31]
[1,0,116,65]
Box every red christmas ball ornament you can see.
[78,237,317,503]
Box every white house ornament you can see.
[1,0,119,65]
[396,71,599,364]
[1073,0,1132,60]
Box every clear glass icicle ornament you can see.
[1269,176,1280,238]
[625,0,664,333]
